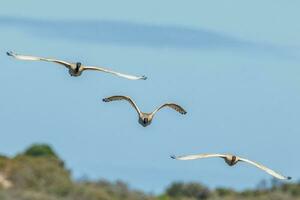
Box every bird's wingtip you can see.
[6,51,13,56]
[141,75,147,80]
[170,155,176,159]
[102,98,108,102]
[287,176,292,180]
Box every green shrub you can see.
[215,187,236,197]
[22,144,58,158]
[166,182,210,200]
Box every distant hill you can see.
[0,144,299,200]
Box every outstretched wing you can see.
[103,95,141,115]
[238,157,291,180]
[153,103,187,116]
[7,51,71,68]
[83,66,147,80]
[171,153,227,161]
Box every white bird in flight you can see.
[103,95,187,127]
[171,153,291,180]
[7,51,147,80]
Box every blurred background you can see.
[0,1,299,199]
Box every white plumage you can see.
[103,95,187,127]
[171,153,291,180]
[7,51,147,80]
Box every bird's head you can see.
[75,62,82,71]
[232,155,237,162]
[143,118,149,125]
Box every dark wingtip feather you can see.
[6,51,12,56]
[170,155,176,159]
[102,98,108,102]
[287,176,292,180]
[141,75,147,80]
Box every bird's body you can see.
[138,112,154,127]
[103,95,187,127]
[171,153,291,180]
[66,62,83,76]
[7,51,147,80]
[224,155,239,166]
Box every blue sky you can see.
[0,0,299,193]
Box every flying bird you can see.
[103,95,187,127]
[6,51,147,80]
[171,153,291,180]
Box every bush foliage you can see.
[22,144,58,158]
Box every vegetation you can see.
[22,144,58,158]
[0,144,299,200]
